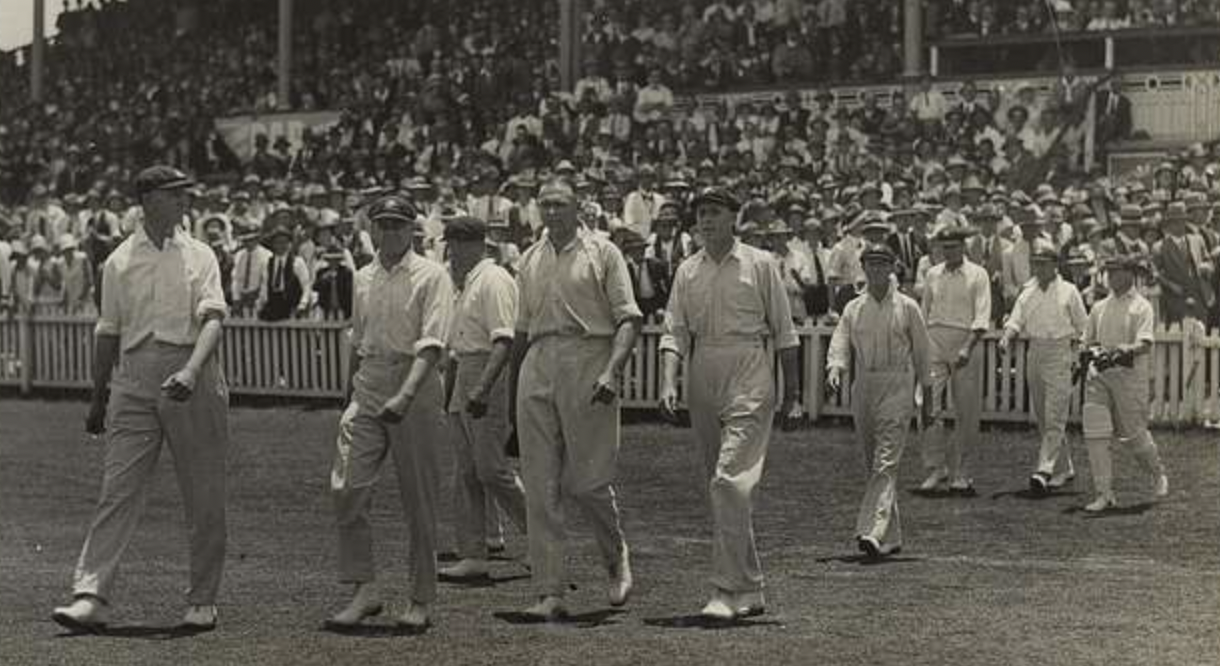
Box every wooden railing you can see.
[3,312,1218,427]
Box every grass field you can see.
[1,398,1218,666]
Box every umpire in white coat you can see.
[828,244,931,559]
[658,187,801,621]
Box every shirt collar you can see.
[464,257,496,289]
[376,250,415,276]
[133,224,183,250]
[547,228,586,254]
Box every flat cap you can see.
[1162,200,1188,222]
[1030,239,1059,262]
[135,165,194,196]
[692,187,742,212]
[366,195,419,224]
[1103,254,1143,271]
[932,225,975,243]
[861,243,898,264]
[443,216,487,242]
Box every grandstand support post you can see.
[277,0,293,111]
[558,0,583,91]
[903,0,923,77]
[31,0,46,103]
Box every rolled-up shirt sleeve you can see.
[195,252,228,322]
[763,257,799,350]
[95,257,121,337]
[414,269,455,355]
[601,243,644,325]
[483,271,518,343]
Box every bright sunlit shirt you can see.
[659,240,799,358]
[827,284,930,382]
[923,259,992,332]
[95,226,228,351]
[1004,276,1088,341]
[515,230,642,340]
[449,258,517,354]
[351,251,454,358]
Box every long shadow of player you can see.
[641,614,783,630]
[493,608,626,629]
[990,488,1084,501]
[1062,502,1154,517]
[54,623,215,640]
[815,553,923,566]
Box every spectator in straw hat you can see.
[919,225,990,495]
[53,165,229,633]
[256,224,313,321]
[998,239,1088,494]
[1080,254,1169,513]
[55,232,94,314]
[230,226,272,317]
[827,243,931,560]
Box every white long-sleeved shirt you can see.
[828,284,931,384]
[1004,276,1088,341]
[922,259,992,332]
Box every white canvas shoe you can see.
[1153,474,1169,498]
[51,596,109,633]
[919,467,948,491]
[1084,494,1117,513]
[522,595,567,621]
[607,547,633,607]
[735,590,766,618]
[396,602,430,630]
[182,605,217,631]
[439,558,490,581]
[326,583,383,628]
[700,592,737,621]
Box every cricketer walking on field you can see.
[1080,254,1170,513]
[327,194,454,630]
[658,187,801,621]
[53,166,230,633]
[827,243,931,560]
[918,226,991,495]
[438,216,529,582]
[509,179,641,621]
[997,240,1088,494]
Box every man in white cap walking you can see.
[658,187,801,620]
[998,240,1088,493]
[828,243,931,560]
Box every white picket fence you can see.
[2,312,1218,427]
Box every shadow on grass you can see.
[815,553,923,566]
[493,608,625,629]
[908,488,978,499]
[55,624,214,640]
[1062,502,1155,517]
[990,488,1084,501]
[439,573,531,588]
[642,614,783,630]
[319,622,429,637]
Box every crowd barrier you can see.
[2,312,1218,427]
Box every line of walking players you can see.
[50,168,1173,636]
